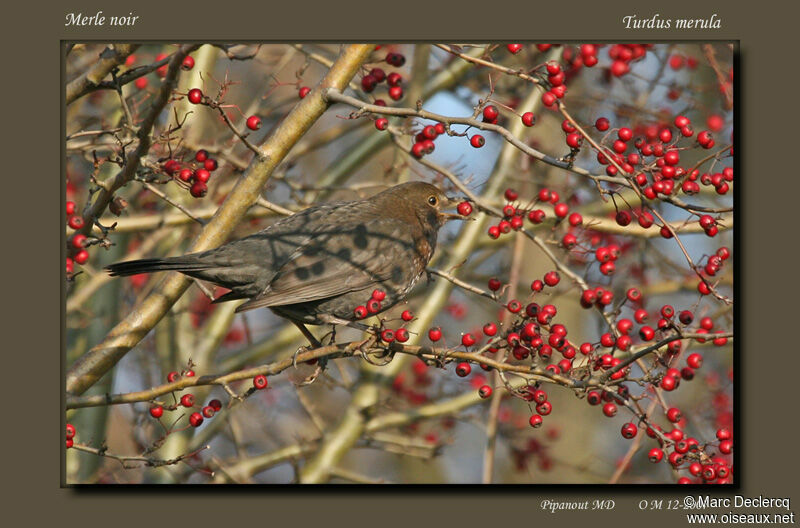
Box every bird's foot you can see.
[294,363,324,386]
[356,334,395,366]
[292,345,309,369]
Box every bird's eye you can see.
[427,195,439,206]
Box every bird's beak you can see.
[439,212,464,221]
[439,195,468,222]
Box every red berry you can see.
[543,271,560,287]
[177,168,193,182]
[669,452,686,467]
[369,289,386,302]
[71,234,87,249]
[401,310,414,322]
[65,423,76,439]
[648,448,664,463]
[354,305,367,319]
[639,326,655,341]
[361,74,377,92]
[666,407,682,423]
[180,394,195,407]
[68,216,84,230]
[395,328,410,342]
[536,401,552,416]
[456,201,473,216]
[615,211,631,226]
[190,181,207,198]
[478,385,493,398]
[149,405,164,418]
[374,118,389,131]
[470,135,485,148]
[565,132,582,149]
[686,353,703,369]
[298,86,311,98]
[506,44,523,54]
[187,88,203,104]
[528,209,546,224]
[246,115,262,131]
[73,250,89,265]
[195,150,208,162]
[369,68,386,82]
[660,376,677,391]
[181,55,195,70]
[461,333,476,347]
[66,201,76,216]
[482,105,499,121]
[610,60,629,76]
[253,375,268,390]
[456,362,471,377]
[529,414,543,428]
[385,52,406,66]
[189,412,204,427]
[388,86,403,101]
[366,299,382,314]
[483,323,497,336]
[553,202,569,218]
[428,327,442,341]
[541,92,557,106]
[521,112,536,126]
[621,422,637,439]
[202,406,215,418]
[602,402,617,417]
[381,329,395,342]
[192,168,210,183]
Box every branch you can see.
[66,44,140,105]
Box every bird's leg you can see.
[292,321,324,369]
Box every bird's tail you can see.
[105,256,209,277]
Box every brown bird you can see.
[106,181,461,339]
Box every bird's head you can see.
[384,181,464,230]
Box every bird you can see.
[105,181,462,339]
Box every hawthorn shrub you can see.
[65,42,734,484]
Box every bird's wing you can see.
[235,211,416,312]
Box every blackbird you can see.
[106,181,461,331]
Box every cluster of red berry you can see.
[162,148,219,198]
[66,423,76,448]
[148,369,228,428]
[360,51,406,103]
[353,289,414,344]
[127,52,195,91]
[65,200,89,272]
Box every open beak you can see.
[439,195,471,222]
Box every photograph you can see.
[64,42,734,485]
